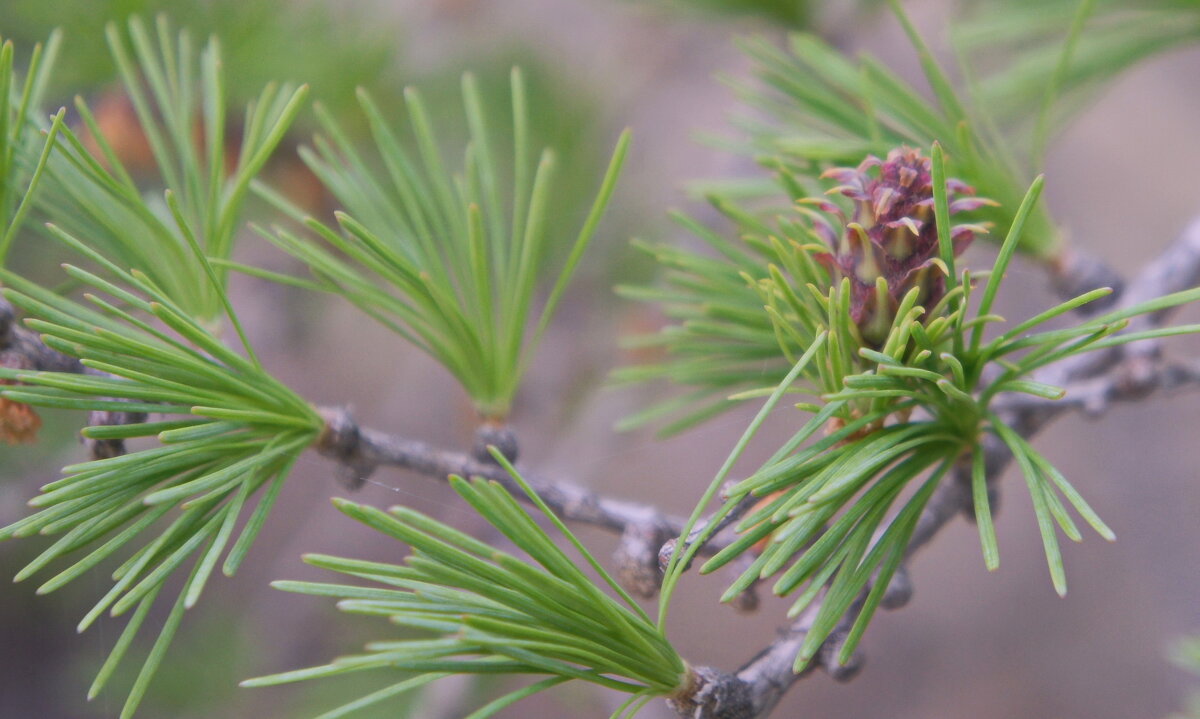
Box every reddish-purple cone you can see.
[802,147,992,346]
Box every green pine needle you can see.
[0,242,320,715]
[244,472,687,718]
[645,161,1200,669]
[32,15,307,323]
[724,3,1063,259]
[0,30,62,264]
[256,71,630,419]
[955,0,1200,144]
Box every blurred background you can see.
[1,0,1199,717]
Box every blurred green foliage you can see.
[1,0,398,116]
[631,0,885,29]
[653,0,816,27]
[958,0,1200,140]
[1172,637,1200,719]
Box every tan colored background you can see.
[2,1,1198,717]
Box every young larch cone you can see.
[802,147,992,346]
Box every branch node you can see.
[667,665,754,719]
[1050,246,1125,312]
[659,537,679,573]
[823,653,864,683]
[317,406,375,489]
[0,295,14,346]
[1116,354,1158,399]
[881,565,912,610]
[472,422,519,465]
[615,518,673,599]
[723,553,761,613]
[818,633,864,682]
[729,584,760,614]
[85,407,146,459]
